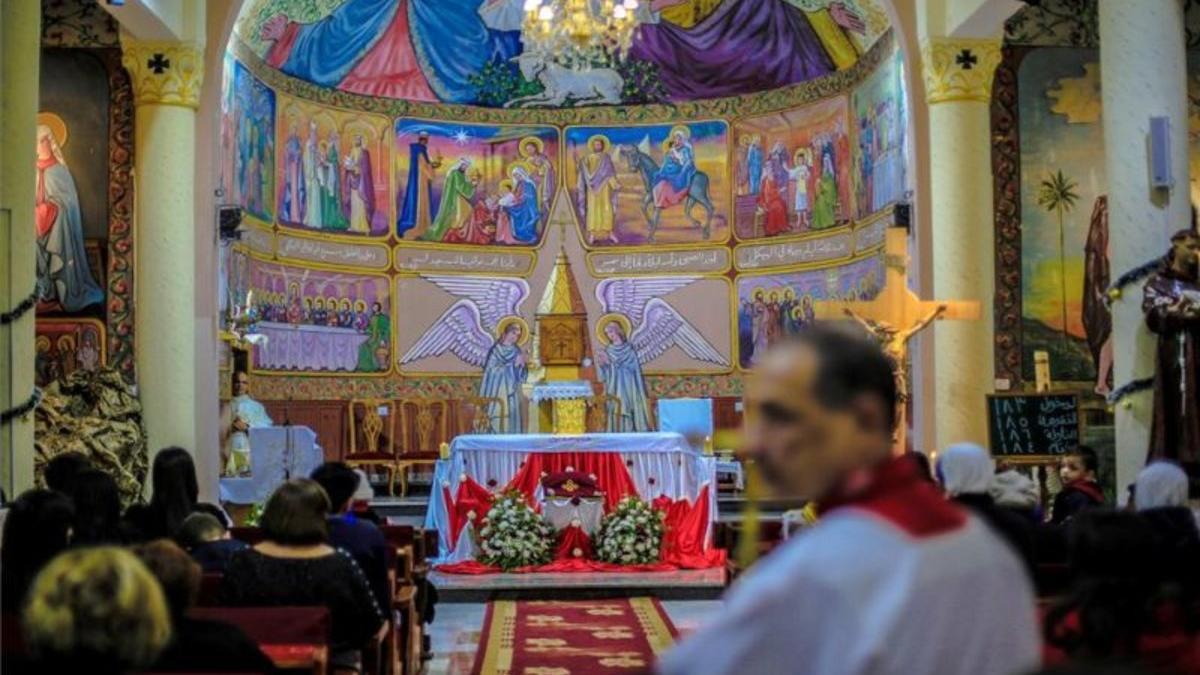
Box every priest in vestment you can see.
[397,132,437,238]
[578,136,620,245]
[221,370,274,476]
[421,159,475,242]
[1144,228,1200,467]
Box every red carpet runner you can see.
[471,598,678,674]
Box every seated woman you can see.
[1,489,74,613]
[125,447,231,541]
[219,479,385,669]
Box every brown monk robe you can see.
[1143,227,1200,467]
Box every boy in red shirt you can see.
[1050,445,1106,524]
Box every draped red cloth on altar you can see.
[554,524,594,561]
[444,476,494,545]
[503,452,639,512]
[653,485,725,568]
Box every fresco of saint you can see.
[35,122,104,313]
[422,159,477,242]
[578,135,621,245]
[343,134,377,234]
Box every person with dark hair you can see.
[132,540,275,673]
[1051,445,1105,524]
[42,451,90,494]
[310,462,390,610]
[1,489,74,612]
[660,327,1038,675]
[219,479,385,668]
[176,512,247,573]
[1044,510,1200,672]
[68,469,130,546]
[125,447,224,541]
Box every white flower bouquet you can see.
[477,490,555,571]
[594,495,664,565]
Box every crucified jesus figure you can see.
[842,304,947,406]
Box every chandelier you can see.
[521,0,643,70]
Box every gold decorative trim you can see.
[121,39,204,109]
[920,37,1002,104]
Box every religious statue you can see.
[842,304,946,406]
[577,135,621,245]
[35,121,104,312]
[221,370,273,476]
[1144,227,1200,466]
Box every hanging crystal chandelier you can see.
[521,0,643,70]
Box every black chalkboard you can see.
[986,393,1081,457]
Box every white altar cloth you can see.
[254,322,367,372]
[424,432,717,559]
[219,426,323,505]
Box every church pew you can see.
[189,606,330,674]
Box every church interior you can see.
[2,0,1200,673]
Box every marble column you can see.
[0,0,41,493]
[1099,1,1190,498]
[122,40,205,464]
[921,37,1003,449]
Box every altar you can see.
[253,322,368,371]
[425,432,719,565]
[219,426,324,505]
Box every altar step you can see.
[429,567,727,603]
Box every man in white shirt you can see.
[659,327,1040,675]
[220,370,273,476]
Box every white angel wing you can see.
[400,300,493,368]
[422,276,530,331]
[595,277,700,326]
[629,298,729,367]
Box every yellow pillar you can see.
[0,0,41,494]
[1098,1,1190,498]
[922,37,1002,449]
[122,40,205,462]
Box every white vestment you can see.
[225,395,273,474]
[659,485,1039,675]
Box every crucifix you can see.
[813,226,981,454]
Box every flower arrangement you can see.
[477,490,555,571]
[594,496,664,565]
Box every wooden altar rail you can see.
[261,396,744,463]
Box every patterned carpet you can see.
[471,598,679,674]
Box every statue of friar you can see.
[1143,225,1200,469]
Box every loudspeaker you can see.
[894,202,911,230]
[218,205,243,240]
[1150,116,1173,189]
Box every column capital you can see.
[121,39,204,109]
[920,37,1003,105]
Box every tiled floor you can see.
[422,599,724,675]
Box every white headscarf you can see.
[352,468,375,502]
[1135,462,1189,510]
[937,443,995,496]
[989,469,1039,510]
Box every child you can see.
[1050,445,1105,524]
[176,512,247,573]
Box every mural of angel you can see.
[594,277,730,431]
[400,276,531,432]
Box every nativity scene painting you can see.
[234,0,889,108]
[733,96,854,240]
[565,121,729,246]
[276,96,391,237]
[395,119,558,247]
[736,254,883,368]
[248,260,393,374]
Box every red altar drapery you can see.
[503,452,640,512]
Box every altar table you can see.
[254,322,367,371]
[424,432,718,560]
[219,426,323,505]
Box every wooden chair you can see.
[585,394,622,433]
[461,395,506,434]
[345,398,399,496]
[394,399,448,497]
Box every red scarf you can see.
[818,454,967,538]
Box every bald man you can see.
[659,327,1039,675]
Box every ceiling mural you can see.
[232,0,892,109]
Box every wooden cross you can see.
[813,227,980,453]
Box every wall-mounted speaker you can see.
[1150,116,1173,189]
[218,205,243,240]
[894,202,911,230]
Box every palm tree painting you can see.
[1037,169,1079,340]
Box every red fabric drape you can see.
[554,524,594,561]
[503,452,639,512]
[653,485,726,568]
[446,476,494,546]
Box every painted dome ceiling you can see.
[232,0,892,108]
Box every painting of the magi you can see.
[276,96,391,236]
[564,121,729,247]
[395,119,558,246]
[248,259,392,375]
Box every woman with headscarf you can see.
[1135,461,1200,587]
[937,443,1035,575]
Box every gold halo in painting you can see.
[518,135,544,157]
[37,112,68,148]
[354,300,366,311]
[595,313,633,346]
[783,287,796,300]
[494,316,530,345]
[586,134,611,153]
[499,178,515,193]
[793,148,811,165]
[507,161,533,179]
[669,124,691,141]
